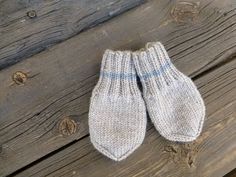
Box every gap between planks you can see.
[1,0,236,176]
[0,0,145,69]
[10,58,236,177]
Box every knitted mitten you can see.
[89,50,146,161]
[133,42,205,142]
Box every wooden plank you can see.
[0,0,144,69]
[13,59,236,177]
[0,0,236,175]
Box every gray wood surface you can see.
[0,0,144,69]
[13,59,236,177]
[0,0,236,176]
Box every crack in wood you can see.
[0,0,145,70]
[0,0,236,176]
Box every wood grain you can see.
[0,0,144,69]
[12,59,236,177]
[0,0,236,176]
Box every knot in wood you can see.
[171,1,200,23]
[12,71,27,85]
[163,143,197,168]
[164,145,178,153]
[27,10,37,18]
[58,117,78,136]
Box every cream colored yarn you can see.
[89,42,205,161]
[89,50,147,161]
[132,42,205,142]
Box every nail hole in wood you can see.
[27,10,37,18]
[58,116,78,136]
[12,71,27,85]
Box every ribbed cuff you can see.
[132,42,184,92]
[100,49,136,80]
[93,49,139,96]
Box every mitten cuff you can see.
[132,42,182,81]
[93,49,139,96]
[100,49,136,80]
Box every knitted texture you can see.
[133,42,205,142]
[89,50,147,161]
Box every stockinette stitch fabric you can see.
[89,49,147,161]
[132,42,205,142]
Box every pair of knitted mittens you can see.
[89,42,205,161]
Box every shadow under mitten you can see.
[89,50,146,161]
[133,42,205,142]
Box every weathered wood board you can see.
[0,0,144,69]
[12,59,236,177]
[0,0,236,176]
